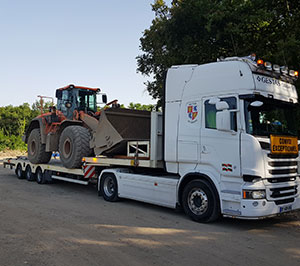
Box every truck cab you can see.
[165,56,300,218]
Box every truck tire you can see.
[59,126,93,169]
[182,179,220,223]
[100,173,119,202]
[25,165,35,181]
[15,164,25,179]
[36,167,46,184]
[27,128,52,164]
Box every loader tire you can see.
[59,126,93,169]
[27,128,52,164]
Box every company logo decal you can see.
[187,103,198,123]
[222,163,232,172]
[256,75,280,86]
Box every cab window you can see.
[205,97,237,131]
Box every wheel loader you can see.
[24,84,151,168]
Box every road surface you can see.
[0,165,299,266]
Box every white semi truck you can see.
[4,55,300,222]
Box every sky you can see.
[0,0,170,107]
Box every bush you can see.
[0,130,26,151]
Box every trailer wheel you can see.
[182,179,220,223]
[27,128,52,164]
[59,126,93,169]
[15,164,25,179]
[25,165,35,182]
[36,167,46,184]
[100,173,119,202]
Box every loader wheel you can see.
[59,126,93,169]
[27,128,52,164]
[182,179,220,223]
[100,173,119,202]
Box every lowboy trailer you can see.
[3,55,300,222]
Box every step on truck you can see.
[4,55,300,222]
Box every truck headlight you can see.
[243,190,266,199]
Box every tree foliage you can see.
[0,104,38,151]
[137,0,300,104]
[127,102,156,111]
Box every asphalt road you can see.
[0,165,300,266]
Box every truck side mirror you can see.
[56,89,62,99]
[216,101,229,111]
[216,101,231,132]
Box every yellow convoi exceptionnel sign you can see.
[270,135,298,154]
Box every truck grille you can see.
[268,161,297,167]
[267,185,298,205]
[274,198,295,205]
[270,186,297,198]
[267,153,298,159]
[266,151,299,184]
[260,140,299,205]
[268,168,297,175]
[267,176,296,183]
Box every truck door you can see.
[200,95,241,178]
[177,99,201,164]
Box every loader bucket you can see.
[91,108,151,156]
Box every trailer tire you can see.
[182,179,220,223]
[59,126,93,169]
[25,165,35,182]
[27,128,52,164]
[100,173,119,202]
[15,164,25,179]
[36,167,46,184]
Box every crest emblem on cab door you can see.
[187,103,198,123]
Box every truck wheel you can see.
[15,164,25,179]
[36,167,46,184]
[59,126,93,169]
[25,165,35,181]
[182,179,220,223]
[100,173,119,202]
[27,128,52,164]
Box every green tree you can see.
[127,102,156,111]
[0,103,33,137]
[137,0,300,104]
[0,103,37,151]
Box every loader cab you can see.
[77,89,97,113]
[56,85,100,119]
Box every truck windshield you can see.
[244,97,297,137]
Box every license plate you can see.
[279,204,292,213]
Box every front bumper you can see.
[230,196,300,219]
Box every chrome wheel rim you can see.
[188,188,208,215]
[103,177,115,197]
